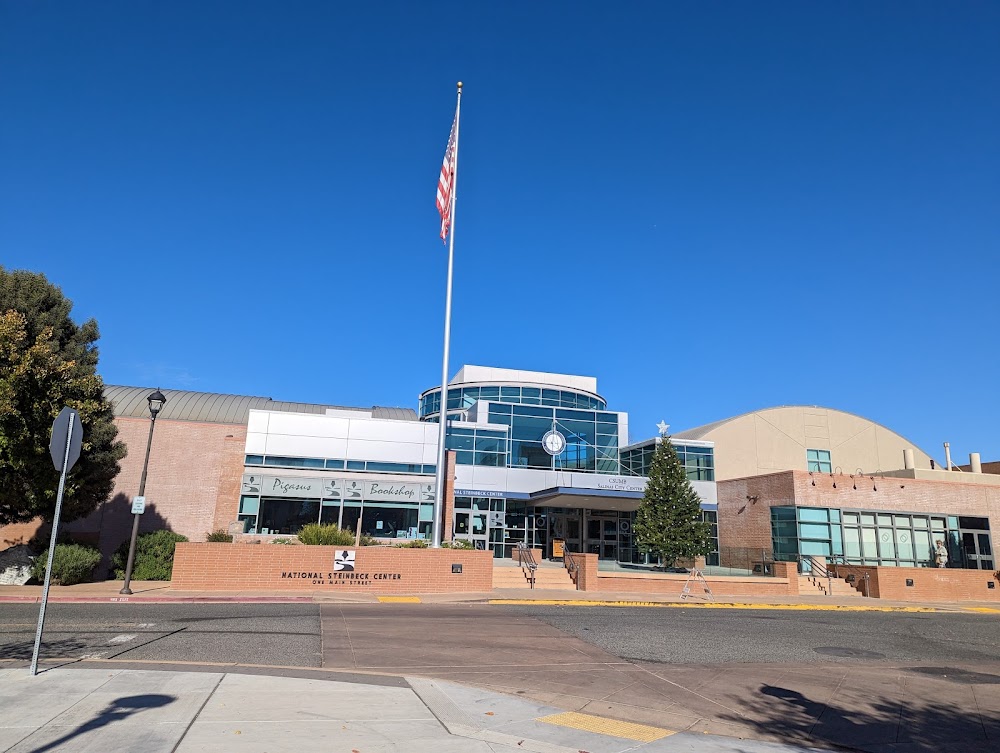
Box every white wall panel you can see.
[265,434,348,458]
[347,419,427,443]
[247,411,270,434]
[345,438,425,464]
[266,412,350,439]
[244,433,267,454]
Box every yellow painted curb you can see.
[489,598,941,613]
[538,711,674,742]
[376,596,421,603]
[966,607,1000,613]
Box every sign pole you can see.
[30,411,76,676]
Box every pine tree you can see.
[633,436,712,567]
[0,267,127,525]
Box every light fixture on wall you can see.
[746,494,759,504]
[810,472,816,486]
[831,466,843,488]
[852,467,864,490]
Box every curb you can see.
[488,598,946,612]
[0,595,316,604]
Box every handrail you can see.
[803,555,834,596]
[515,543,538,589]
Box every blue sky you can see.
[2,2,998,463]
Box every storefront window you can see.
[257,499,320,536]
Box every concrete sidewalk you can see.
[2,580,998,612]
[0,666,818,753]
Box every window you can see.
[807,449,832,473]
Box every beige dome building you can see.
[673,406,937,482]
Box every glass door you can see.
[548,511,582,556]
[584,511,619,559]
[959,517,994,570]
[454,511,489,550]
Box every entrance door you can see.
[454,511,488,550]
[960,530,995,570]
[549,511,582,555]
[585,511,619,560]
[958,517,994,570]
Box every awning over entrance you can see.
[526,486,643,512]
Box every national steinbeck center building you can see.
[5,365,996,573]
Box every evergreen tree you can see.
[633,436,712,567]
[0,267,126,525]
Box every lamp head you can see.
[147,389,167,418]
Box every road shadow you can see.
[720,682,1000,751]
[0,637,91,661]
[23,694,175,753]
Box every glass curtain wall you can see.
[486,404,620,473]
[420,385,606,418]
[620,443,715,481]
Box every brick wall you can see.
[718,469,1000,568]
[717,472,795,562]
[0,416,246,566]
[563,553,798,596]
[832,564,1000,602]
[171,542,494,593]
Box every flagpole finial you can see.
[456,81,463,89]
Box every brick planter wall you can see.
[563,553,798,597]
[171,543,494,593]
[832,564,1000,602]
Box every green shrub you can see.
[30,543,102,585]
[359,533,380,546]
[394,539,429,548]
[111,530,189,581]
[297,524,355,546]
[270,538,296,545]
[442,539,475,550]
[205,529,233,542]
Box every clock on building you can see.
[541,429,566,456]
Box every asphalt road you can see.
[0,603,323,667]
[514,604,1000,664]
[1,603,998,668]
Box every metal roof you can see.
[104,385,416,425]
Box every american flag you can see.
[436,115,457,241]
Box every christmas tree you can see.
[633,436,713,568]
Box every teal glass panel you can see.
[844,527,861,557]
[239,496,259,515]
[878,530,896,559]
[800,540,831,556]
[798,508,830,523]
[799,522,830,539]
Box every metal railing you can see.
[515,543,538,589]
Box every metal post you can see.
[120,413,157,594]
[30,414,75,676]
[432,82,463,549]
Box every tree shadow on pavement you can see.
[719,680,1000,752]
[0,637,90,661]
[23,694,176,753]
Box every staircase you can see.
[798,556,864,597]
[798,574,863,597]
[492,560,576,590]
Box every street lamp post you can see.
[120,389,166,595]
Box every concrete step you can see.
[799,575,863,597]
[493,566,575,590]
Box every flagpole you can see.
[432,81,462,548]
